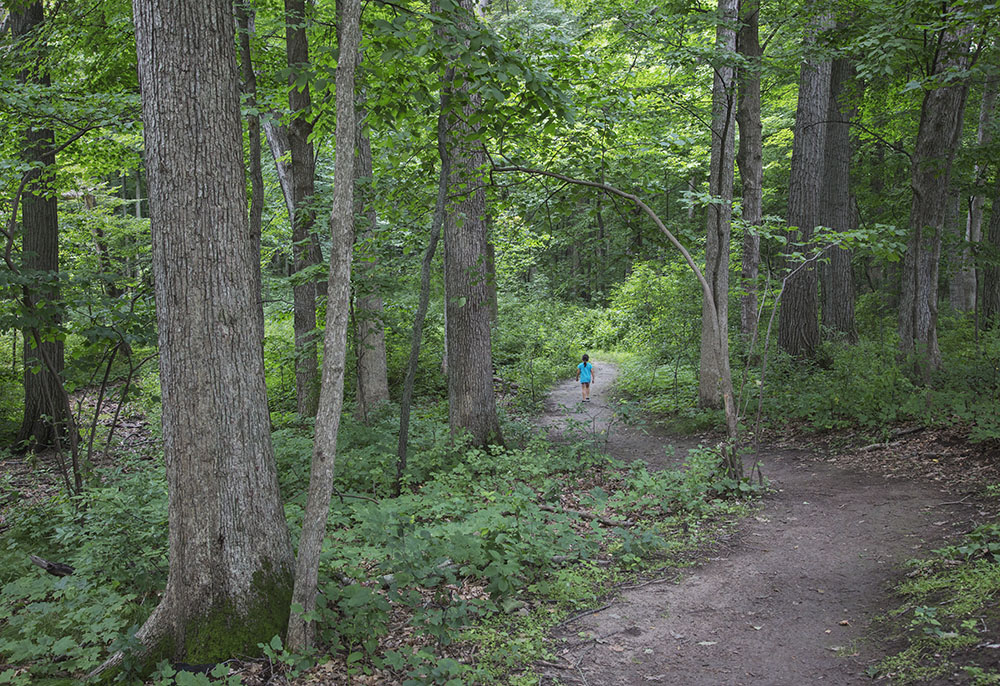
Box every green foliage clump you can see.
[0,461,167,684]
[871,518,1000,685]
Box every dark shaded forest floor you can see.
[536,361,999,685]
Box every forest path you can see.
[536,360,967,685]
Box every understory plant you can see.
[0,411,754,685]
[871,515,1000,685]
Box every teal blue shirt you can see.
[578,362,592,383]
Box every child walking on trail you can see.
[576,354,594,402]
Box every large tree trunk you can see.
[127,0,295,665]
[777,6,830,358]
[286,0,360,651]
[286,0,321,416]
[442,0,503,447]
[899,23,970,378]
[12,1,69,453]
[353,107,390,422]
[736,0,763,339]
[818,56,857,341]
[951,77,997,313]
[698,0,738,408]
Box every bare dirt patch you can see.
[537,360,986,685]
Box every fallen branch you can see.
[539,503,634,527]
[29,555,74,577]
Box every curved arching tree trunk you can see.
[123,0,295,665]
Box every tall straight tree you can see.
[899,18,971,377]
[117,0,295,665]
[353,103,390,422]
[698,0,738,408]
[818,56,857,341]
[736,0,763,338]
[287,0,361,650]
[11,0,69,451]
[951,76,997,312]
[441,0,503,447]
[778,5,830,358]
[285,0,321,416]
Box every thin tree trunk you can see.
[396,73,452,494]
[285,0,320,416]
[736,0,763,339]
[441,0,503,447]
[236,1,266,344]
[818,56,857,341]
[899,22,971,378]
[286,0,361,652]
[112,0,296,667]
[699,0,738,408]
[12,1,69,453]
[984,175,1000,325]
[353,104,390,421]
[777,5,830,357]
[952,76,997,312]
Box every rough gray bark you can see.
[441,0,503,447]
[397,75,451,494]
[899,24,970,378]
[984,176,1000,325]
[698,0,738,409]
[235,1,265,344]
[353,108,390,421]
[777,7,830,357]
[951,77,997,312]
[818,56,857,341]
[285,0,320,416]
[125,0,296,665]
[286,0,360,651]
[12,1,69,453]
[736,0,762,339]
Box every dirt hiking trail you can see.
[536,360,970,685]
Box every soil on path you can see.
[537,361,974,685]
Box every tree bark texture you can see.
[286,0,360,651]
[397,80,451,494]
[736,0,763,339]
[899,24,970,377]
[818,56,857,341]
[951,76,996,312]
[441,0,503,447]
[286,0,321,416]
[777,8,829,358]
[12,1,69,452]
[984,175,1000,325]
[235,1,266,344]
[353,108,390,421]
[698,0,737,409]
[131,0,295,663]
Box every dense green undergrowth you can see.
[870,513,1000,685]
[0,405,754,685]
